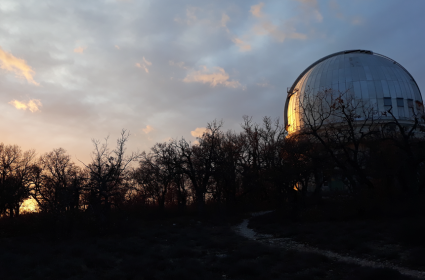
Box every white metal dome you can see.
[284,50,423,133]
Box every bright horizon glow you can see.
[20,197,39,214]
[0,0,423,167]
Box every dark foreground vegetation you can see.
[250,195,425,273]
[0,209,415,280]
[1,89,425,279]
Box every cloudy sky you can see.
[0,0,424,163]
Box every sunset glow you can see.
[0,0,422,166]
[9,99,42,112]
[20,198,39,214]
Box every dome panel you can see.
[285,50,423,133]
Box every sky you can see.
[0,0,424,164]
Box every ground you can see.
[248,196,425,277]
[0,210,416,280]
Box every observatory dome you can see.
[284,50,423,133]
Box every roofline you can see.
[284,49,423,129]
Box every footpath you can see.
[234,211,425,279]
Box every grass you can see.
[0,209,414,280]
[249,195,425,272]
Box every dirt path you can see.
[234,211,425,279]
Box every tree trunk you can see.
[196,188,205,218]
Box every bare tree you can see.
[0,144,36,218]
[296,88,380,193]
[211,130,244,208]
[237,116,288,203]
[82,129,140,221]
[174,120,223,217]
[133,141,188,211]
[32,148,83,213]
[379,102,425,192]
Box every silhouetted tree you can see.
[174,121,223,217]
[0,144,36,218]
[32,148,84,213]
[297,89,380,193]
[82,130,140,221]
[211,130,244,208]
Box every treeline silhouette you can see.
[2,90,425,227]
[0,118,288,222]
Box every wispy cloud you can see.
[174,6,199,25]
[136,57,152,73]
[250,2,265,18]
[163,137,173,142]
[0,46,39,85]
[73,46,86,53]
[351,16,364,25]
[296,0,323,22]
[143,57,152,67]
[232,37,252,52]
[183,66,242,88]
[169,60,189,70]
[221,12,230,28]
[115,45,120,50]
[142,125,154,134]
[9,99,42,112]
[250,2,307,42]
[219,13,252,52]
[329,0,364,25]
[257,80,273,88]
[191,127,208,138]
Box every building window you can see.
[408,99,414,118]
[397,98,405,118]
[384,97,392,114]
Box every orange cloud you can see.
[221,13,230,28]
[0,46,39,85]
[250,2,307,42]
[115,45,120,50]
[191,127,209,138]
[73,46,86,53]
[9,99,42,112]
[183,66,242,88]
[136,57,152,73]
[250,2,265,18]
[142,125,154,134]
[297,0,323,22]
[232,37,252,52]
[329,0,363,25]
[143,57,151,66]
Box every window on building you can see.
[397,98,405,118]
[408,99,414,118]
[384,97,392,115]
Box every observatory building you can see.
[284,50,423,133]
